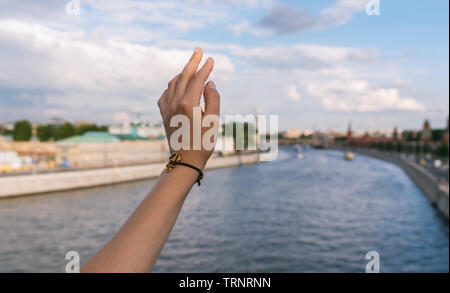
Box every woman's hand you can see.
[158,47,220,169]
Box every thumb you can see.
[203,81,220,116]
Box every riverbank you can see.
[0,152,261,199]
[344,148,449,220]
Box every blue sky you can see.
[0,0,448,132]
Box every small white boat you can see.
[344,151,354,161]
[434,159,442,168]
[297,153,304,160]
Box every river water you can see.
[0,147,448,272]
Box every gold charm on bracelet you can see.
[165,152,181,173]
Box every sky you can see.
[0,0,448,132]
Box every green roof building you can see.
[60,131,120,143]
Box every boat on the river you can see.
[344,151,354,161]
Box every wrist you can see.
[176,150,209,170]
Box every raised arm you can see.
[81,47,220,273]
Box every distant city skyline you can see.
[2,115,448,137]
[0,0,448,132]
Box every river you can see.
[0,147,448,272]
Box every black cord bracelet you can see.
[172,162,204,186]
[165,153,204,186]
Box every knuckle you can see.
[180,71,190,81]
[157,93,167,108]
[168,76,178,87]
[179,99,192,110]
[192,74,203,85]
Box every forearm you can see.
[81,165,200,273]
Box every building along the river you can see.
[55,131,169,168]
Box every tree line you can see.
[401,129,447,142]
[369,141,449,158]
[1,120,108,142]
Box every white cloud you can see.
[229,44,379,69]
[0,19,235,91]
[305,76,425,112]
[228,21,269,37]
[0,0,273,39]
[320,0,368,27]
[84,0,224,32]
[82,0,273,34]
[286,86,301,102]
[0,19,235,121]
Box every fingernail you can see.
[194,47,201,55]
[208,81,216,89]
